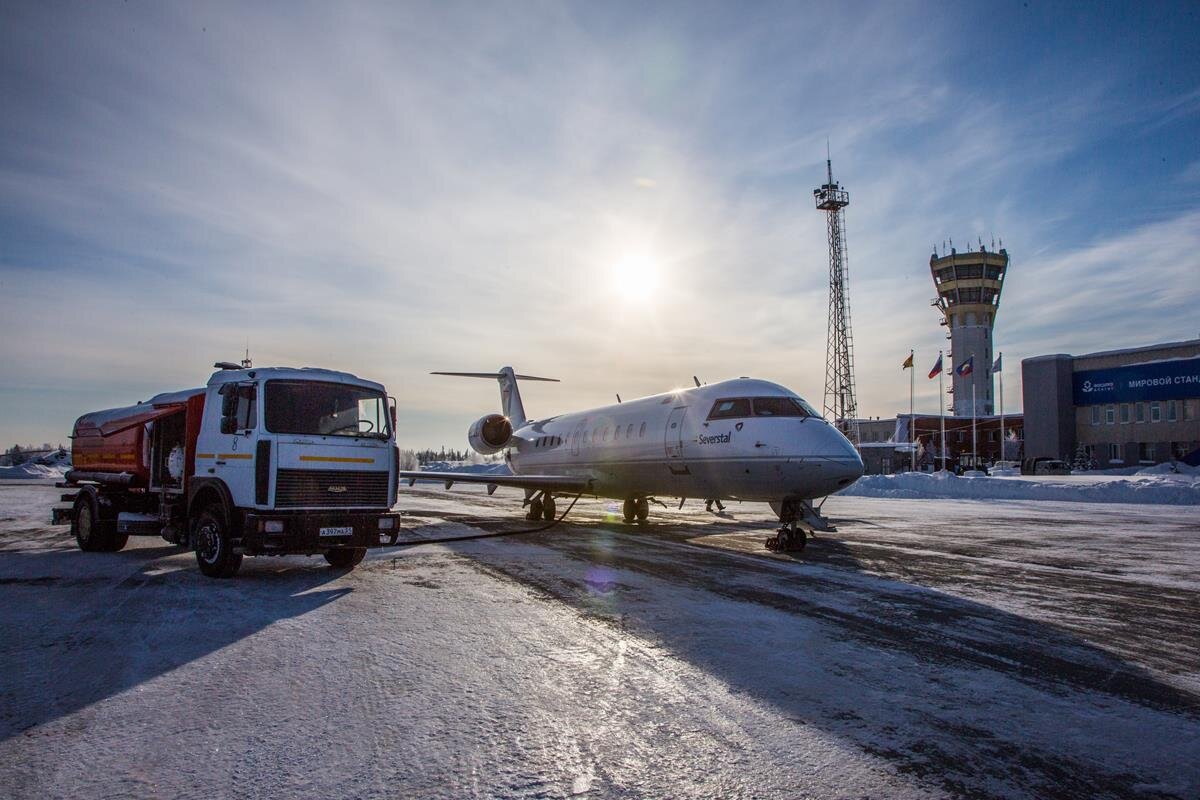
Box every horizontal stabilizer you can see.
[431,371,559,382]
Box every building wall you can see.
[1021,355,1075,460]
[1022,340,1200,467]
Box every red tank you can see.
[71,390,205,486]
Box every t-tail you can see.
[430,367,558,427]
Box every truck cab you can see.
[62,364,401,578]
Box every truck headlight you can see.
[264,520,285,533]
[378,517,395,530]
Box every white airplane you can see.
[400,367,864,550]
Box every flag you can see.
[992,353,1002,372]
[902,352,914,370]
[955,355,974,377]
[927,354,943,379]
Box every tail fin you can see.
[430,367,558,427]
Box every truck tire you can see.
[72,491,117,554]
[105,533,130,553]
[194,507,242,578]
[324,548,366,569]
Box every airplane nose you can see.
[818,423,864,486]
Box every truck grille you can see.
[275,469,389,508]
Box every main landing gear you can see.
[765,498,834,553]
[525,492,557,522]
[622,498,649,525]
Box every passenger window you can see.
[751,397,808,417]
[639,422,646,437]
[707,398,751,420]
[626,424,634,439]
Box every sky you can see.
[1,1,1198,450]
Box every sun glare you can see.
[612,253,660,295]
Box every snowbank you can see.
[0,462,68,481]
[418,461,511,476]
[840,470,1200,505]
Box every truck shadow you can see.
[437,514,1200,799]
[0,547,351,742]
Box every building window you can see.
[1091,406,1100,425]
[1150,403,1161,423]
[1136,403,1145,423]
[1167,401,1177,422]
[1139,442,1154,463]
[1109,443,1122,463]
[1120,404,1130,423]
[1185,400,1195,421]
[1105,406,1115,424]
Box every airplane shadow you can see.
[440,515,1200,799]
[0,547,352,742]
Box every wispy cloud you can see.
[1,2,1197,446]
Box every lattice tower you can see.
[814,157,859,443]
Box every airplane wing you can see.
[399,470,591,494]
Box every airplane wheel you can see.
[622,499,636,523]
[527,497,544,522]
[542,497,556,520]
[634,498,649,524]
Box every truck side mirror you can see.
[389,397,397,434]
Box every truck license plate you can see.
[319,526,354,538]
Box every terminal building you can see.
[855,414,1024,474]
[1022,339,1200,467]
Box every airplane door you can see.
[570,420,586,456]
[665,407,687,458]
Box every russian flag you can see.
[927,354,943,380]
[955,356,974,377]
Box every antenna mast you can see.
[814,152,859,443]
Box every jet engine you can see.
[467,414,513,455]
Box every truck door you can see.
[665,406,687,459]
[212,382,259,507]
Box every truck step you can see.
[51,507,74,526]
[60,493,78,503]
[117,512,162,536]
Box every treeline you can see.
[406,448,504,466]
[2,443,69,466]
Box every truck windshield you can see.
[264,380,390,438]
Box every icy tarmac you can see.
[1,481,1198,799]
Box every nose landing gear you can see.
[765,523,807,552]
[765,497,832,552]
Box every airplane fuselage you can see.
[506,378,863,502]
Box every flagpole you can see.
[972,383,977,469]
[909,349,915,472]
[998,352,1005,461]
[939,350,946,470]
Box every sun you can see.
[611,253,661,295]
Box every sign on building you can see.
[1073,357,1200,405]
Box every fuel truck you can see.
[57,363,401,577]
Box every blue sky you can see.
[2,1,1198,449]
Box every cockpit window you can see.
[751,397,810,417]
[707,398,751,420]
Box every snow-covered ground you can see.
[2,480,1198,799]
[840,468,1200,505]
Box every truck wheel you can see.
[73,492,110,552]
[194,507,242,578]
[324,548,366,569]
[105,533,130,553]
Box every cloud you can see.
[1,3,1197,447]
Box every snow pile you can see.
[0,462,68,481]
[840,470,1200,505]
[418,460,511,476]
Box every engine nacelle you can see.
[467,414,513,455]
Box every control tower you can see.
[929,244,1009,416]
